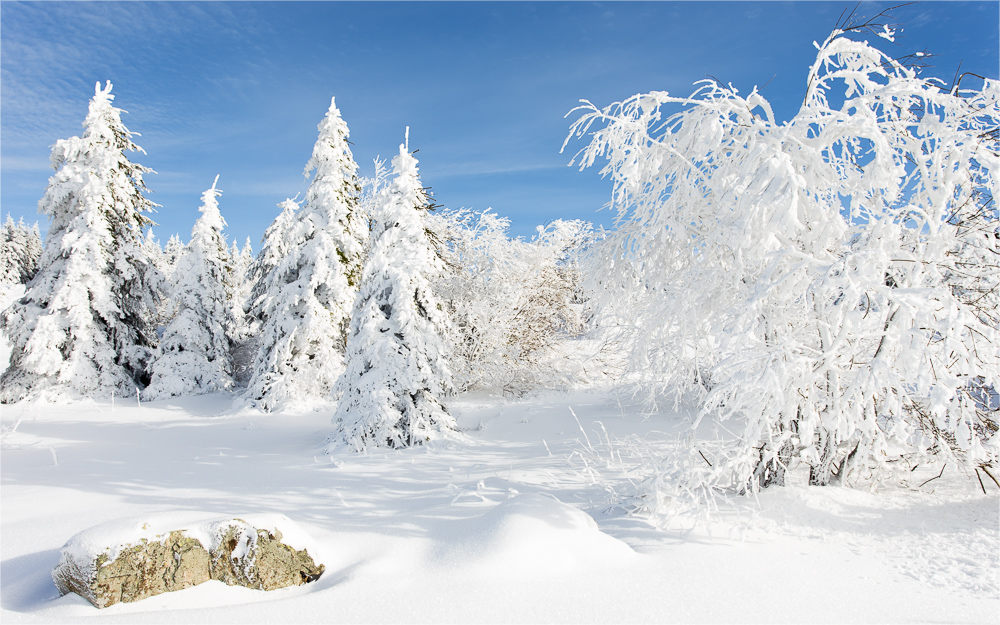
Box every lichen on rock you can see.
[52,515,325,608]
[209,519,325,590]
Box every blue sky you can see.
[2,1,998,245]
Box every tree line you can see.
[0,87,591,451]
[1,22,997,498]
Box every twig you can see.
[975,468,987,494]
[569,407,594,452]
[980,465,1000,490]
[698,449,713,467]
[919,463,946,487]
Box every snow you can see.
[2,389,997,623]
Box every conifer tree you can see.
[330,135,456,451]
[246,98,367,411]
[144,176,234,399]
[25,221,42,283]
[0,217,42,285]
[1,82,161,402]
[142,229,164,276]
[248,198,299,317]
[162,234,185,279]
[228,237,253,342]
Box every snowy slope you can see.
[1,389,997,623]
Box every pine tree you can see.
[242,197,299,387]
[228,237,253,341]
[144,176,234,399]
[0,217,41,285]
[25,221,42,282]
[248,198,299,317]
[162,234,185,279]
[1,81,161,402]
[0,217,21,285]
[229,236,256,387]
[142,229,164,277]
[246,97,367,411]
[330,135,456,451]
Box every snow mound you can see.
[440,493,634,576]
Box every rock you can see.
[209,520,325,590]
[53,530,211,608]
[52,516,325,608]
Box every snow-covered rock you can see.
[52,514,325,607]
[209,519,325,590]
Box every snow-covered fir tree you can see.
[151,232,185,331]
[142,229,164,276]
[141,229,175,331]
[1,82,161,402]
[162,233,185,279]
[0,217,42,285]
[247,197,299,316]
[330,135,456,451]
[228,237,253,341]
[242,197,299,379]
[229,237,256,387]
[246,98,367,411]
[144,176,234,399]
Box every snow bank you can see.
[439,493,635,576]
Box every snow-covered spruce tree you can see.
[245,98,367,411]
[162,233,185,280]
[151,232,185,332]
[141,229,178,334]
[0,217,42,285]
[229,237,255,387]
[144,176,235,399]
[330,136,456,451]
[142,229,164,277]
[247,197,299,318]
[228,237,254,341]
[566,29,999,497]
[0,217,25,285]
[1,81,161,402]
[243,196,300,376]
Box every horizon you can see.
[2,1,998,246]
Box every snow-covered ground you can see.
[2,385,997,623]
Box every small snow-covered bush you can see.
[429,209,596,394]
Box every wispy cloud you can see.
[430,161,566,179]
[1,2,277,149]
[0,155,51,173]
